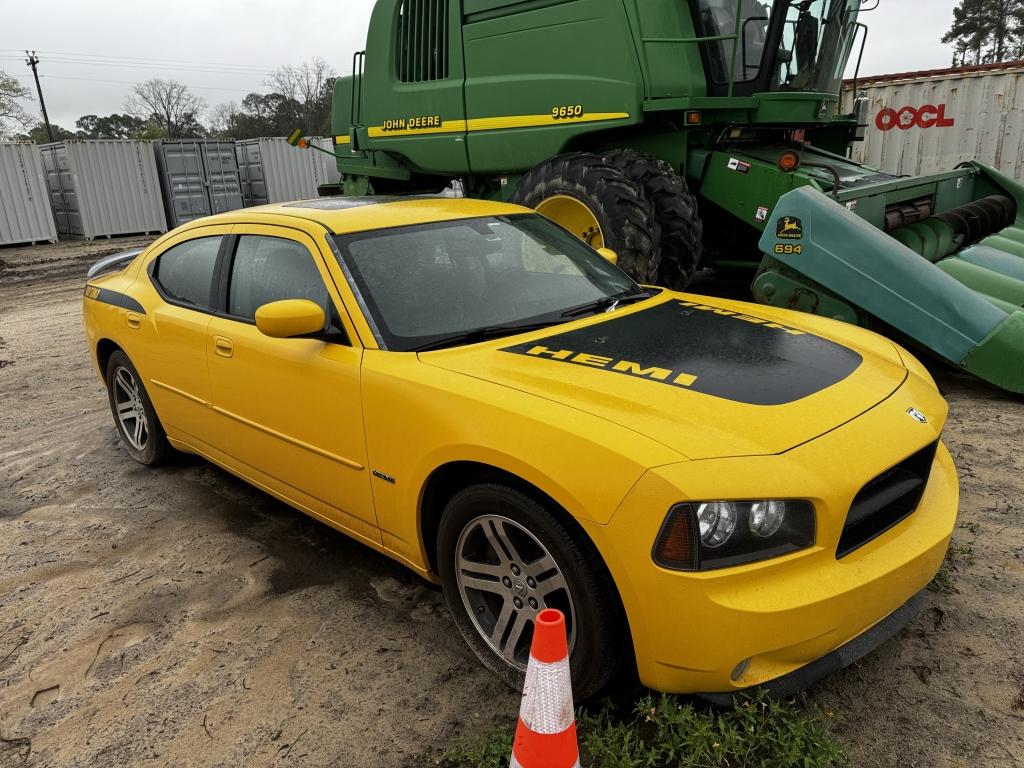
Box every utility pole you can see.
[24,51,54,143]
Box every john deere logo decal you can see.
[776,217,803,239]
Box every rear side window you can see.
[228,235,330,321]
[153,236,222,309]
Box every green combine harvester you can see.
[312,0,1024,393]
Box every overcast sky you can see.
[2,0,959,129]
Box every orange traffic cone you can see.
[509,608,580,768]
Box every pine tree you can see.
[943,0,1024,65]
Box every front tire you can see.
[603,149,704,290]
[105,350,170,466]
[437,483,621,701]
[511,152,662,283]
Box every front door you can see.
[205,225,377,543]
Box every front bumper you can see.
[699,588,926,705]
[586,371,957,694]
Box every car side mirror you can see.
[255,299,327,339]
[596,247,619,266]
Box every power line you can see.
[27,73,261,94]
[0,48,277,71]
[2,55,274,78]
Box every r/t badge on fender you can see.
[907,408,928,424]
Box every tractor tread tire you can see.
[603,149,703,290]
[511,152,662,283]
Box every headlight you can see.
[749,500,786,538]
[653,500,815,571]
[696,502,737,547]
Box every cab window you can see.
[228,235,330,321]
[152,236,222,309]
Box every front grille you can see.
[836,442,939,558]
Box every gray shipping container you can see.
[40,140,168,239]
[0,142,57,247]
[235,137,341,206]
[842,61,1024,179]
[153,140,244,228]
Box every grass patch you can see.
[431,690,845,768]
[928,542,975,594]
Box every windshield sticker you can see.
[500,299,862,406]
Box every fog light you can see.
[696,502,737,548]
[749,500,786,538]
[731,657,752,682]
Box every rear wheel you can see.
[511,152,662,283]
[604,149,703,290]
[105,350,170,466]
[437,483,621,701]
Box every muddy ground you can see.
[0,239,1022,767]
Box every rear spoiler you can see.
[86,248,145,279]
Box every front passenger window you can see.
[228,236,330,321]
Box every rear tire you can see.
[105,350,170,466]
[437,483,621,701]
[604,149,703,290]
[511,152,662,283]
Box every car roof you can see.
[182,196,532,236]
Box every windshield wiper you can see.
[560,290,651,318]
[411,321,565,353]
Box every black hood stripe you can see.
[500,300,862,406]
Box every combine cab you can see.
[311,0,1024,393]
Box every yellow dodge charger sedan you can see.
[82,197,957,701]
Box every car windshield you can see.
[331,214,644,351]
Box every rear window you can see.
[153,237,222,309]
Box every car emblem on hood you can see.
[907,408,927,424]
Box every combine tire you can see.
[511,152,661,283]
[604,149,703,290]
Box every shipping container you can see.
[40,140,168,239]
[153,140,244,228]
[235,137,340,206]
[842,61,1024,179]
[0,142,57,247]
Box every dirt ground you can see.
[1,239,1022,768]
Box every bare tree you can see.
[265,58,336,132]
[126,79,206,139]
[207,101,239,138]
[0,70,34,139]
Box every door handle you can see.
[214,336,234,358]
[126,312,142,329]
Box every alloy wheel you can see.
[112,366,149,451]
[454,514,577,669]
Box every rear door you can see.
[204,225,377,542]
[137,226,232,440]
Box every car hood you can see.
[418,294,909,461]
